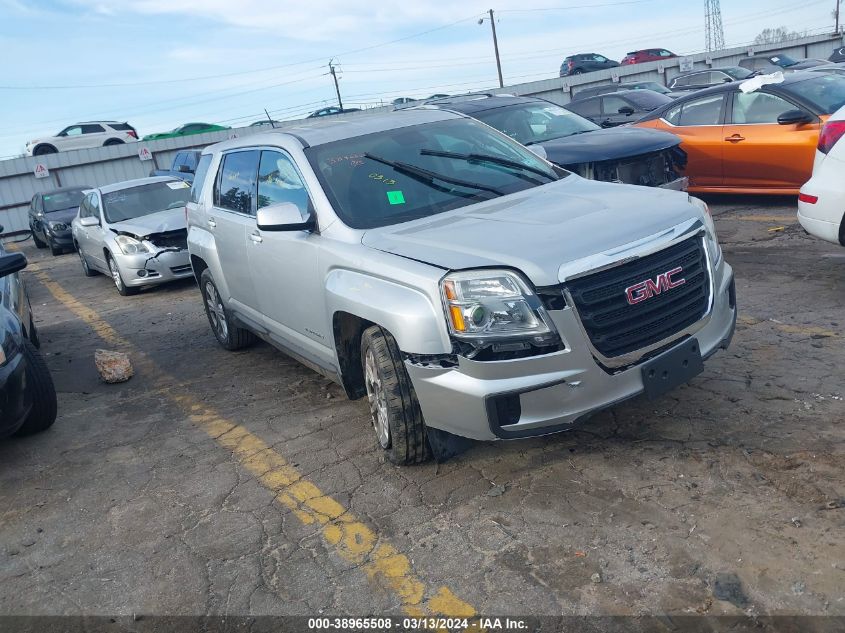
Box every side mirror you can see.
[618,106,635,115]
[177,164,194,174]
[79,216,99,227]
[256,202,316,232]
[777,109,813,125]
[0,252,27,278]
[723,77,733,82]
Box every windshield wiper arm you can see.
[364,153,505,196]
[419,148,556,182]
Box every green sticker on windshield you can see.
[386,190,405,205]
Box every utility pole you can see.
[836,0,841,35]
[479,10,504,88]
[328,59,343,109]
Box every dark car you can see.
[668,66,755,92]
[739,54,827,73]
[830,46,845,63]
[150,150,201,184]
[307,106,362,118]
[560,53,619,76]
[423,94,686,189]
[0,235,57,438]
[572,81,673,101]
[621,48,677,65]
[564,89,674,127]
[28,186,90,256]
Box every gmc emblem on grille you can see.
[625,267,686,305]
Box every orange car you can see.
[634,72,845,194]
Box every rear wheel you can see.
[200,269,255,350]
[361,326,430,465]
[573,68,584,75]
[103,138,124,146]
[77,246,96,277]
[107,253,138,296]
[15,339,57,436]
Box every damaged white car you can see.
[71,176,192,296]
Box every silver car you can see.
[71,177,193,296]
[187,110,736,464]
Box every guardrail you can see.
[1,32,842,236]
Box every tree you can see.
[753,26,808,44]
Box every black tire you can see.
[103,138,124,146]
[360,326,430,465]
[49,238,63,256]
[200,269,255,350]
[77,245,97,277]
[32,232,47,248]
[106,253,138,296]
[28,317,41,349]
[573,69,584,75]
[15,339,57,436]
[33,144,57,156]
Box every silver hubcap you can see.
[109,259,123,290]
[204,281,228,340]
[364,349,390,449]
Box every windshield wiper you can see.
[524,130,591,145]
[364,153,505,196]
[419,148,556,182]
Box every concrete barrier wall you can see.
[1,32,843,235]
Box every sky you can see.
[0,0,838,158]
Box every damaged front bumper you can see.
[405,259,735,442]
[113,248,193,287]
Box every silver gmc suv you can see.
[186,109,736,464]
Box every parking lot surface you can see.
[1,196,843,618]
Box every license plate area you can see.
[641,338,704,399]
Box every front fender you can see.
[325,269,451,354]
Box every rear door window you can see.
[602,95,629,114]
[665,94,726,126]
[81,124,105,134]
[569,98,601,117]
[215,150,259,215]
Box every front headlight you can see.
[114,234,150,255]
[689,195,721,265]
[440,269,556,342]
[47,221,68,232]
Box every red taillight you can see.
[567,60,574,69]
[798,192,818,204]
[127,130,137,138]
[818,120,845,154]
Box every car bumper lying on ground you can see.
[0,351,29,438]
[115,248,193,287]
[407,248,736,441]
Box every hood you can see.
[361,176,700,287]
[44,207,80,225]
[539,127,682,166]
[108,207,186,238]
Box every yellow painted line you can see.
[30,268,479,621]
[738,314,839,338]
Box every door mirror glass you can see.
[777,109,813,125]
[177,164,194,173]
[79,216,100,227]
[256,202,315,232]
[0,252,27,278]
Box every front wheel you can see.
[361,326,430,465]
[200,269,255,350]
[15,339,57,436]
[107,253,138,296]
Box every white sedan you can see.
[798,105,845,246]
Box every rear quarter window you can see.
[190,154,213,204]
[109,123,134,131]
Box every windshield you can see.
[624,91,674,109]
[781,74,845,113]
[473,102,599,145]
[102,181,190,223]
[43,189,87,213]
[723,67,753,80]
[305,118,561,229]
[770,54,797,67]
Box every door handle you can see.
[724,134,745,142]
[249,232,263,243]
[207,217,216,228]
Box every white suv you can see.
[25,121,139,156]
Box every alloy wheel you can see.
[204,281,228,341]
[109,258,123,291]
[364,348,390,449]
